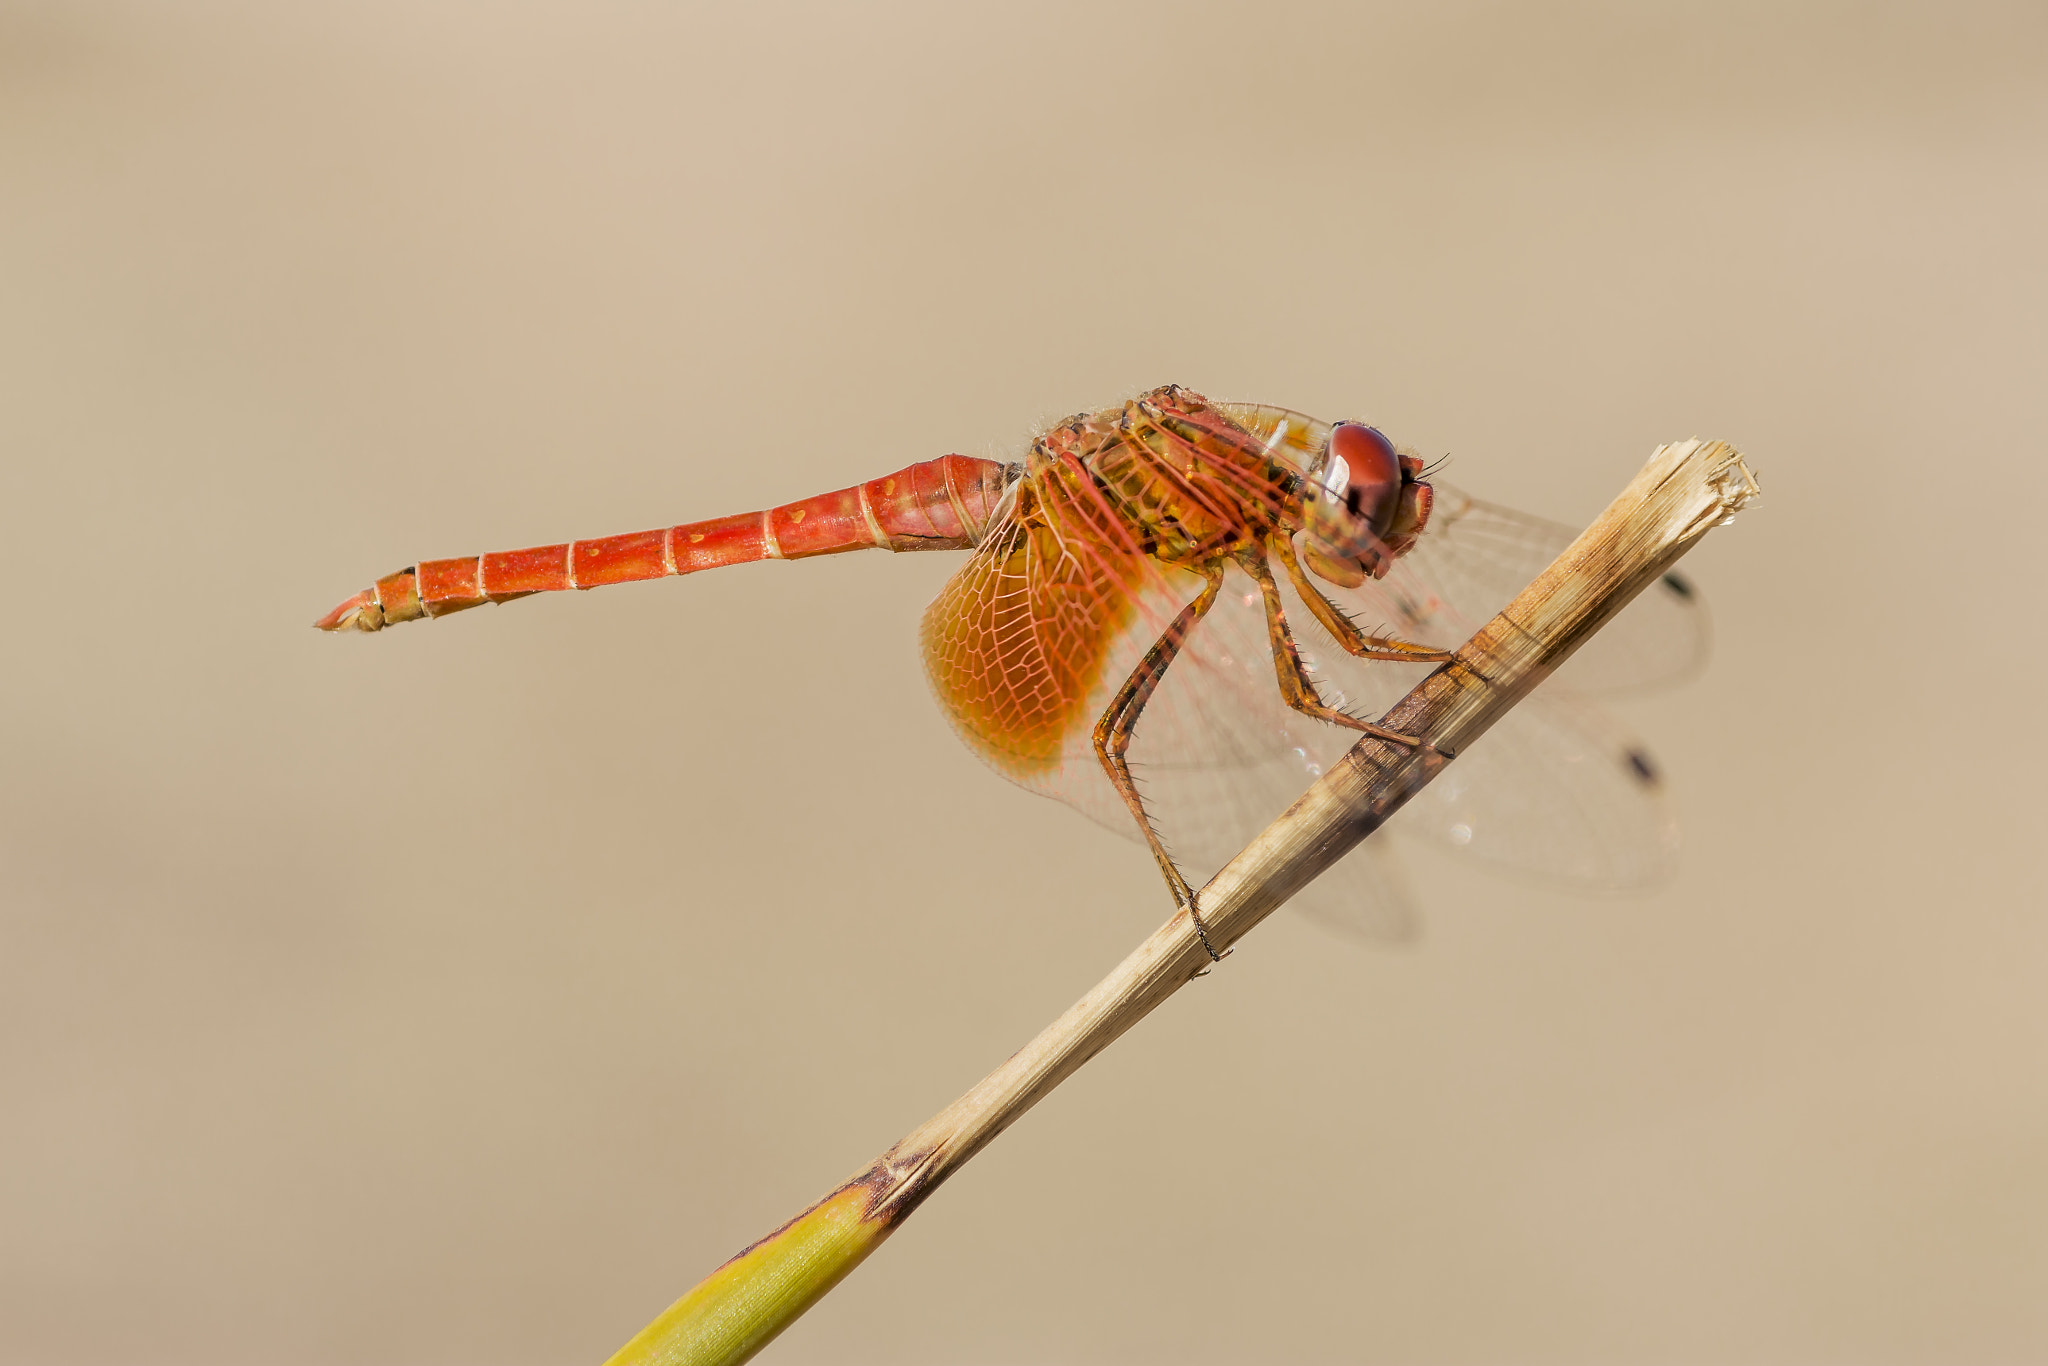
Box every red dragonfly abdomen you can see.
[317,454,1013,632]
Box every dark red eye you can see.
[1329,422,1401,531]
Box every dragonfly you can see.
[319,385,1704,950]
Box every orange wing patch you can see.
[921,480,1142,781]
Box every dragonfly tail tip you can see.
[314,588,383,632]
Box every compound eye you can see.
[1326,423,1402,531]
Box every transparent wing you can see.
[1143,757,1429,948]
[1187,554,1682,896]
[1399,482,1711,693]
[1107,565,1437,944]
[1385,692,1678,887]
[1293,839,1423,946]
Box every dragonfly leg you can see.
[1269,532,1456,664]
[1092,564,1230,962]
[1235,546,1433,748]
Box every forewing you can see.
[1399,482,1711,693]
[1268,559,1681,893]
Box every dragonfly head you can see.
[1299,422,1434,587]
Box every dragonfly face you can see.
[1300,422,1435,587]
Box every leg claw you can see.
[1182,892,1228,966]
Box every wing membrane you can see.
[1396,483,1710,692]
[1182,554,1681,902]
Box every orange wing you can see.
[921,472,1146,785]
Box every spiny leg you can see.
[1233,545,1433,748]
[1092,564,1229,961]
[1269,532,1456,665]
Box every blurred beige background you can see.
[4,2,2045,1361]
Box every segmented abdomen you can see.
[318,454,1012,632]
